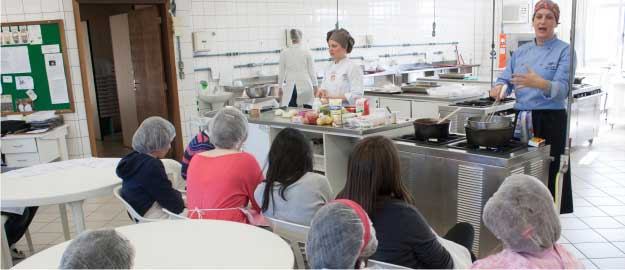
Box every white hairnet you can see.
[60,229,134,269]
[483,174,560,254]
[132,116,176,154]
[208,107,248,149]
[290,29,302,42]
[306,202,378,269]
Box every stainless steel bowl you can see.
[245,84,270,98]
[467,115,512,129]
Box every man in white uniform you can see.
[317,28,364,105]
[278,29,318,108]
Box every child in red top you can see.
[185,107,263,223]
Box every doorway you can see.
[74,0,183,159]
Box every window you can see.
[582,0,625,70]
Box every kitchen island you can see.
[244,110,413,195]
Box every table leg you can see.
[58,136,69,161]
[59,204,71,240]
[67,201,86,234]
[1,216,14,269]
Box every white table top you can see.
[14,219,294,269]
[1,124,68,139]
[1,158,121,207]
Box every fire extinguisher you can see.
[498,33,507,68]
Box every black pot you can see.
[413,118,450,140]
[465,126,514,147]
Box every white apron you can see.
[282,73,314,107]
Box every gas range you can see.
[447,140,527,155]
[393,134,465,147]
[452,97,516,108]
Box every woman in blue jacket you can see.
[490,0,574,213]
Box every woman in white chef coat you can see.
[316,28,364,105]
[279,29,318,108]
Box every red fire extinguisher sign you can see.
[498,34,507,68]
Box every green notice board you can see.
[1,20,74,115]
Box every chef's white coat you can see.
[278,44,318,107]
[320,58,364,104]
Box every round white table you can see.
[14,219,294,269]
[1,158,121,268]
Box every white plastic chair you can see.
[162,208,189,220]
[112,185,163,223]
[266,217,310,269]
[161,159,185,190]
[368,259,410,269]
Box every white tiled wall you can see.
[2,0,499,157]
[1,0,92,159]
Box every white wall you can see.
[1,0,92,159]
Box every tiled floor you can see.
[10,125,625,268]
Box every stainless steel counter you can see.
[364,91,483,103]
[246,110,413,137]
[394,139,551,257]
[417,77,492,84]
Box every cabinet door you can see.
[379,98,411,118]
[412,101,444,119]
[244,123,271,166]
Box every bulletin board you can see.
[0,20,74,115]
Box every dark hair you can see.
[337,136,414,215]
[326,28,355,53]
[261,128,314,212]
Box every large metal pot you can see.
[467,116,512,129]
[465,126,514,147]
[413,118,450,140]
[245,84,271,98]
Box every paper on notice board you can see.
[15,76,34,90]
[27,25,42,44]
[41,44,60,54]
[44,53,69,104]
[0,46,31,74]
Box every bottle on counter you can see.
[312,98,322,112]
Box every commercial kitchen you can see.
[1,0,625,269]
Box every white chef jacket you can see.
[320,58,364,104]
[278,44,318,107]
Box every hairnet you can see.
[306,200,378,269]
[533,0,560,23]
[59,229,134,269]
[208,107,248,149]
[483,174,561,254]
[290,29,302,42]
[131,116,176,154]
[326,28,355,53]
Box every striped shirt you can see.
[181,131,215,180]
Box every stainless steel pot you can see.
[467,115,512,129]
[245,84,271,98]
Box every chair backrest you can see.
[162,208,189,220]
[368,259,410,269]
[160,158,185,190]
[112,185,161,223]
[266,217,309,269]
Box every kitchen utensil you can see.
[467,115,512,129]
[438,72,469,79]
[245,84,271,98]
[483,84,508,122]
[465,125,514,147]
[437,107,462,124]
[413,118,450,140]
[386,106,392,114]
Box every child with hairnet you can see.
[60,229,134,269]
[472,174,583,269]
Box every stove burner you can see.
[394,134,465,146]
[452,97,516,108]
[447,140,527,154]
